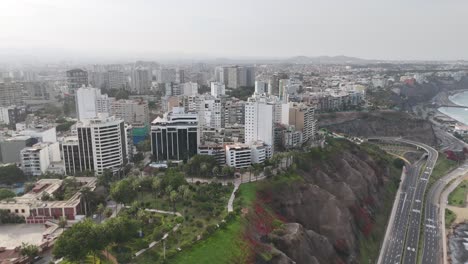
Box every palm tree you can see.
[80,187,93,216]
[152,177,161,197]
[169,190,178,213]
[96,204,105,222]
[212,166,220,180]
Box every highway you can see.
[378,161,423,264]
[373,137,438,264]
[422,161,468,264]
[401,142,438,264]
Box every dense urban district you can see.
[0,59,468,264]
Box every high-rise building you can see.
[244,95,274,152]
[210,82,225,97]
[63,114,128,175]
[76,87,112,120]
[0,106,26,127]
[110,99,149,127]
[255,81,268,94]
[23,82,50,100]
[151,107,199,161]
[227,67,239,89]
[177,69,185,83]
[222,99,245,127]
[268,73,288,96]
[165,82,182,96]
[197,96,222,130]
[223,66,255,89]
[245,66,256,87]
[21,142,60,177]
[214,67,227,83]
[0,81,23,106]
[132,67,151,94]
[279,79,289,103]
[107,70,126,90]
[182,82,198,96]
[289,103,317,143]
[158,69,177,83]
[66,69,88,94]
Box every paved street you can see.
[374,138,438,264]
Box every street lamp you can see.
[162,233,169,259]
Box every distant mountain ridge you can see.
[284,55,372,64]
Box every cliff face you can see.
[318,111,437,146]
[257,140,400,264]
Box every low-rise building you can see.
[0,177,96,223]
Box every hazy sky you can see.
[1,0,468,61]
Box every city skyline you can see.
[1,0,468,63]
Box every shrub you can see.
[195,219,204,228]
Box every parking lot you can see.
[0,224,45,249]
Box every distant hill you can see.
[284,55,372,64]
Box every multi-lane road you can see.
[378,160,424,264]
[373,138,438,264]
[422,161,468,264]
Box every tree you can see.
[0,165,27,185]
[20,242,39,263]
[132,152,145,163]
[97,169,114,187]
[178,185,192,203]
[212,166,220,179]
[96,204,105,222]
[136,140,151,152]
[152,177,162,196]
[53,219,107,262]
[80,187,95,216]
[58,216,68,231]
[103,217,138,245]
[104,207,113,218]
[0,189,15,200]
[110,179,137,205]
[169,190,179,213]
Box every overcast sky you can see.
[1,0,468,61]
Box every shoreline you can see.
[437,90,468,125]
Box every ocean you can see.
[439,91,468,125]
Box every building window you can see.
[21,209,25,213]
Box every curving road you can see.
[372,137,438,264]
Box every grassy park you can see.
[448,181,468,206]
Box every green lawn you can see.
[234,182,258,209]
[61,254,113,264]
[168,183,258,264]
[169,217,246,264]
[429,153,458,186]
[448,181,468,206]
[445,209,457,228]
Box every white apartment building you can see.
[210,82,225,97]
[182,82,199,96]
[245,95,275,153]
[0,106,13,124]
[64,114,128,175]
[226,144,251,169]
[110,99,149,127]
[225,141,270,169]
[20,142,61,176]
[255,81,268,94]
[76,87,111,120]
